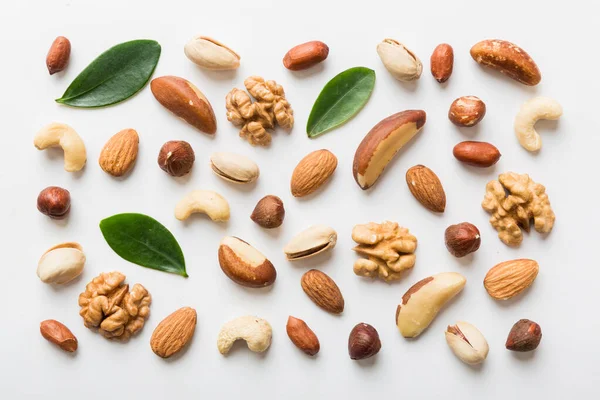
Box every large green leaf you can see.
[307,67,375,138]
[56,40,161,108]
[99,213,187,277]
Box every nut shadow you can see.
[455,123,483,138]
[194,68,238,82]
[289,63,325,78]
[476,67,539,94]
[221,340,271,359]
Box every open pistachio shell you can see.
[210,152,259,184]
[284,225,337,261]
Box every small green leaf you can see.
[99,213,187,277]
[56,40,161,108]
[307,67,375,138]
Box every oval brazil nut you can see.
[453,141,501,167]
[283,41,329,71]
[218,236,276,287]
[353,110,426,190]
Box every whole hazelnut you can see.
[250,195,285,228]
[157,141,195,177]
[505,319,542,352]
[37,186,71,219]
[448,96,486,127]
[348,323,381,360]
[445,222,481,257]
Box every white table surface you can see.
[2,0,598,398]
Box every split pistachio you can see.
[445,321,489,365]
[184,36,240,70]
[37,242,86,284]
[210,152,259,184]
[284,225,337,261]
[376,39,423,81]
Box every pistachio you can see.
[376,39,423,81]
[184,36,240,70]
[210,152,259,184]
[284,225,337,261]
[445,321,489,365]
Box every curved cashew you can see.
[33,123,87,172]
[37,242,86,284]
[514,97,562,152]
[174,190,230,222]
[217,316,272,354]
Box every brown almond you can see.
[150,307,197,358]
[40,319,78,352]
[46,36,71,75]
[301,269,344,314]
[150,76,217,134]
[98,129,139,177]
[470,39,541,86]
[286,316,320,356]
[448,96,486,127]
[251,195,285,229]
[218,236,277,288]
[405,165,446,213]
[453,141,501,167]
[283,41,329,71]
[484,259,539,300]
[430,43,453,83]
[353,110,426,190]
[290,149,337,197]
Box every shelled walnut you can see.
[352,221,417,282]
[78,271,151,340]
[225,76,293,146]
[482,172,555,246]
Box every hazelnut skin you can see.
[37,186,71,219]
[250,195,285,228]
[445,222,481,257]
[448,96,486,127]
[506,319,542,352]
[348,323,381,360]
[158,141,195,177]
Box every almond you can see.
[150,76,217,134]
[98,129,139,177]
[470,39,541,86]
[484,259,539,300]
[283,41,329,71]
[301,269,344,314]
[218,236,277,288]
[150,307,197,358]
[353,110,426,190]
[46,36,71,75]
[40,319,78,352]
[290,149,337,197]
[405,165,446,213]
[286,316,320,356]
[430,43,453,83]
[453,141,501,167]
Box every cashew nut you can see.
[174,190,230,222]
[33,123,87,172]
[37,242,86,284]
[217,316,272,354]
[514,97,562,152]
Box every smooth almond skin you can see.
[406,165,446,213]
[396,272,466,338]
[301,269,344,314]
[448,96,486,127]
[184,36,240,70]
[445,321,489,365]
[283,41,329,71]
[353,110,426,190]
[430,43,453,83]
[484,259,539,300]
[151,76,217,134]
[210,152,259,184]
[46,36,71,75]
[218,236,277,288]
[290,149,337,197]
[150,307,197,358]
[284,225,337,261]
[286,316,320,356]
[98,129,139,177]
[470,39,541,86]
[377,39,423,81]
[453,141,501,167]
[40,319,78,352]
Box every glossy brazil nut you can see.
[218,236,276,288]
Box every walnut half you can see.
[352,221,417,282]
[482,172,555,246]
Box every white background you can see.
[2,0,598,398]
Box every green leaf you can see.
[307,67,375,138]
[56,40,161,108]
[99,213,187,277]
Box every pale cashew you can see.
[174,190,230,222]
[514,97,562,152]
[217,316,272,354]
[33,123,87,172]
[37,242,86,284]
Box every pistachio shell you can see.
[445,321,489,365]
[284,225,337,260]
[210,152,259,184]
[377,39,422,81]
[184,36,240,70]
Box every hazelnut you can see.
[444,222,481,257]
[157,141,195,177]
[37,186,71,219]
[348,323,381,360]
[506,319,542,352]
[448,96,486,127]
[250,195,285,228]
